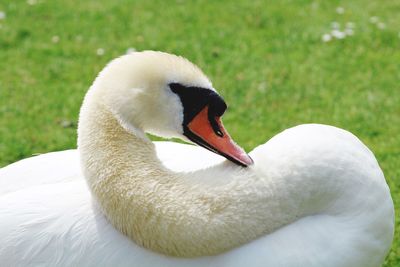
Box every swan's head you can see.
[91,50,253,166]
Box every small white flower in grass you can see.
[336,7,344,14]
[331,30,346,39]
[257,82,267,93]
[346,22,355,29]
[52,35,60,43]
[311,2,318,10]
[27,0,37,5]
[322,33,332,42]
[0,11,6,20]
[331,21,340,29]
[344,28,354,36]
[96,48,105,56]
[377,22,386,30]
[126,47,136,54]
[369,16,379,24]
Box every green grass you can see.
[0,0,399,264]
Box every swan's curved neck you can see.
[77,93,374,258]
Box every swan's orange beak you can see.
[184,106,253,167]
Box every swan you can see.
[0,51,394,267]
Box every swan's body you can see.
[0,51,394,266]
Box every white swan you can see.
[0,51,394,267]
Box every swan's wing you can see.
[0,150,80,197]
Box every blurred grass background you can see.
[0,0,399,264]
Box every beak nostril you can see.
[209,114,224,137]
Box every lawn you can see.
[0,0,399,265]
